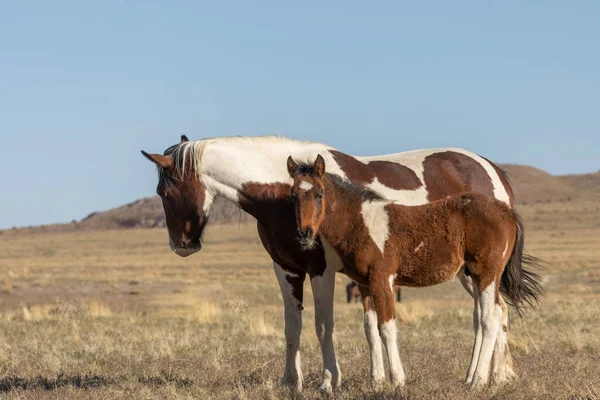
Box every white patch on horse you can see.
[388,274,395,294]
[379,319,406,386]
[414,241,424,253]
[284,269,300,278]
[299,181,313,191]
[311,265,341,392]
[321,237,345,272]
[360,201,390,255]
[273,262,303,390]
[502,241,509,258]
[469,280,502,387]
[364,310,385,382]
[359,148,511,206]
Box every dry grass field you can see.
[1,200,599,399]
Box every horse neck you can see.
[319,175,370,253]
[199,138,331,204]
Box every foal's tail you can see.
[499,210,544,315]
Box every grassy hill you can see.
[3,164,598,234]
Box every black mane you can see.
[327,174,384,202]
[292,159,384,202]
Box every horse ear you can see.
[287,156,298,177]
[141,150,173,169]
[181,135,189,143]
[314,154,325,178]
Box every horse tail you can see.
[499,210,544,315]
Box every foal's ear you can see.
[287,156,298,177]
[141,151,173,169]
[314,154,325,178]
[180,135,189,143]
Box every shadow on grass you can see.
[0,373,113,392]
[0,371,195,392]
[138,371,193,388]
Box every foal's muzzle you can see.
[298,228,316,250]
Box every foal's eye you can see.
[315,191,323,200]
[290,191,297,200]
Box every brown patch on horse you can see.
[368,161,421,190]
[290,156,541,327]
[248,188,328,284]
[423,151,494,202]
[329,150,422,190]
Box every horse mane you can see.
[292,160,384,202]
[328,174,384,202]
[165,135,322,179]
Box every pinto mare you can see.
[141,135,518,392]
[288,155,542,388]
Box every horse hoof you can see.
[317,383,333,395]
[469,375,488,390]
[281,374,302,391]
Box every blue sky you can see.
[1,1,599,228]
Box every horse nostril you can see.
[306,228,313,237]
[180,241,186,249]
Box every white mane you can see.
[170,135,325,178]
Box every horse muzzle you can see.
[169,237,202,257]
[297,228,317,251]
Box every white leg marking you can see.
[471,281,502,388]
[360,201,391,254]
[492,297,516,383]
[465,278,482,385]
[379,319,406,387]
[311,266,341,393]
[364,310,385,383]
[388,274,395,294]
[274,262,303,391]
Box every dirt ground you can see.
[1,200,599,399]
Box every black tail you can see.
[499,210,545,315]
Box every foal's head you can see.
[141,135,208,257]
[287,155,327,250]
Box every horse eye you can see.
[290,191,297,199]
[315,192,322,200]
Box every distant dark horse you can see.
[347,281,401,303]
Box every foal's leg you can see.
[460,272,482,385]
[358,285,385,384]
[274,262,306,391]
[491,296,516,383]
[372,279,406,387]
[471,278,503,388]
[460,269,514,384]
[310,265,341,394]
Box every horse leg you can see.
[460,272,482,385]
[492,296,517,383]
[371,278,406,387]
[358,285,385,385]
[460,269,514,384]
[274,262,306,391]
[310,265,341,394]
[471,277,503,389]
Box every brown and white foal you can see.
[288,155,542,388]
